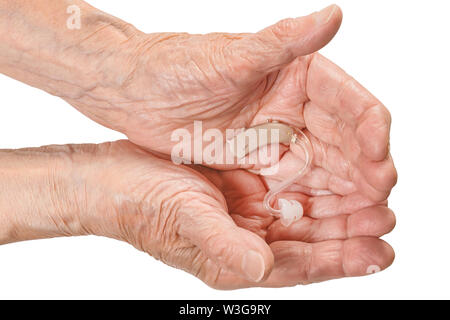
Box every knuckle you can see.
[203,231,227,256]
[272,18,296,40]
[376,159,398,190]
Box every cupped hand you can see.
[70,5,343,152]
[0,3,397,290]
[65,141,395,289]
[67,4,396,204]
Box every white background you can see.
[0,0,449,299]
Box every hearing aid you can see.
[229,121,313,227]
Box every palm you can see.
[223,53,397,203]
[187,165,395,288]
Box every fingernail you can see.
[242,250,265,282]
[315,4,338,25]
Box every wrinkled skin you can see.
[55,141,395,290]
[0,3,397,289]
[65,6,396,205]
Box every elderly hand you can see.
[0,1,397,289]
[0,141,395,289]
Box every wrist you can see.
[0,0,144,101]
[0,146,89,244]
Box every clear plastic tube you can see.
[229,121,313,226]
[262,127,313,226]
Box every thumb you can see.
[178,199,274,283]
[232,4,342,74]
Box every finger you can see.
[264,150,357,196]
[177,198,274,283]
[230,5,342,75]
[284,166,356,196]
[350,164,394,203]
[359,153,398,196]
[356,104,392,161]
[266,206,396,243]
[261,190,380,219]
[306,54,392,161]
[306,132,394,202]
[264,237,395,286]
[210,237,395,289]
[307,192,383,219]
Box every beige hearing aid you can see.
[229,121,313,227]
